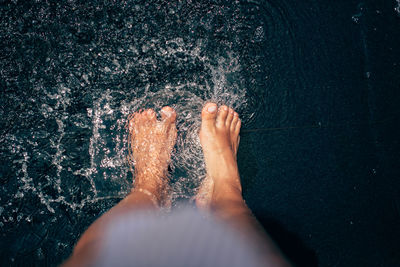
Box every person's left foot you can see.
[195,103,241,211]
[128,106,177,205]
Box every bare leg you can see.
[197,103,290,266]
[63,107,177,266]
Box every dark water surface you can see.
[1,0,399,266]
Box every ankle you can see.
[134,173,163,195]
[212,180,243,203]
[211,189,249,217]
[130,187,160,208]
[214,175,242,192]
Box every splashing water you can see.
[0,0,262,224]
[84,45,248,204]
[0,0,298,264]
[2,36,248,217]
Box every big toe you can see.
[161,106,176,123]
[201,103,218,128]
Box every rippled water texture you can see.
[0,0,299,264]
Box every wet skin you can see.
[128,103,242,209]
[196,103,242,209]
[128,106,177,205]
[64,103,290,267]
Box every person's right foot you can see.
[196,103,242,209]
[128,106,177,205]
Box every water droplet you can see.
[253,26,265,42]
[352,15,360,24]
[37,248,44,260]
[26,215,32,222]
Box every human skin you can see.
[62,103,290,267]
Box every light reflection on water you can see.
[1,1,259,218]
[0,0,279,264]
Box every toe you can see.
[201,103,218,127]
[231,112,239,132]
[235,119,241,136]
[161,106,176,123]
[144,109,157,122]
[216,105,229,127]
[226,108,234,127]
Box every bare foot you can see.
[128,106,177,205]
[196,103,241,210]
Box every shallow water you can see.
[1,0,288,264]
[4,1,399,266]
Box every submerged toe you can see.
[161,106,176,123]
[144,109,157,122]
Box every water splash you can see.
[1,1,253,222]
[84,43,248,202]
[0,1,276,264]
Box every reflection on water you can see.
[0,0,294,264]
[2,2,249,213]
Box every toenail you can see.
[207,105,217,113]
[229,109,234,114]
[221,106,228,111]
